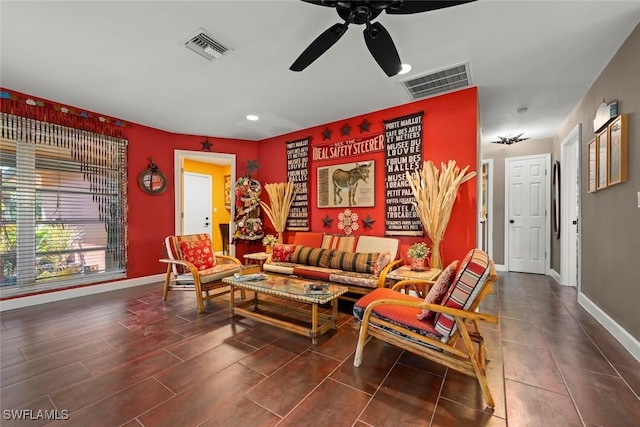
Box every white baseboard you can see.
[578,292,640,364]
[494,264,507,272]
[549,269,562,284]
[0,274,165,312]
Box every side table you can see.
[387,266,442,298]
[243,251,270,271]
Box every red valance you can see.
[0,88,129,138]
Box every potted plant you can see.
[262,234,278,253]
[407,242,430,271]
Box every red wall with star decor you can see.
[1,86,476,293]
[258,87,478,265]
[124,126,258,277]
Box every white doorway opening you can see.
[479,159,493,259]
[174,150,236,257]
[561,124,581,288]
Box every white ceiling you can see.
[2,1,639,144]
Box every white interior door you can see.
[182,172,212,236]
[561,125,580,287]
[506,155,548,274]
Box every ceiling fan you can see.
[290,1,476,77]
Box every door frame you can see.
[561,124,581,288]
[478,159,493,259]
[174,150,236,256]
[504,153,551,274]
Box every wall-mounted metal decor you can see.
[138,157,167,195]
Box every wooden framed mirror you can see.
[552,161,560,239]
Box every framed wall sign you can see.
[317,161,375,208]
[596,128,608,190]
[224,175,232,209]
[587,138,597,193]
[608,114,628,186]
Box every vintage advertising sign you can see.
[384,112,424,236]
[286,137,310,230]
[312,133,384,161]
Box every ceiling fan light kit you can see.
[291,0,475,77]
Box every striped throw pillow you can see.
[434,249,490,338]
[291,246,332,268]
[329,250,379,274]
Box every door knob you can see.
[509,219,515,224]
[572,220,578,225]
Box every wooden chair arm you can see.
[362,298,498,324]
[159,258,200,277]
[376,259,404,288]
[391,279,436,293]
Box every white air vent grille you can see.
[184,28,230,61]
[402,62,471,100]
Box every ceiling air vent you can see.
[401,62,471,100]
[184,28,230,61]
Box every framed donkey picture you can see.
[317,161,375,208]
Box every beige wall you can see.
[482,138,554,265]
[554,23,640,339]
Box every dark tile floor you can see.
[1,272,639,426]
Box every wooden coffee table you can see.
[222,274,348,344]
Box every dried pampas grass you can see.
[406,160,476,268]
[260,182,298,243]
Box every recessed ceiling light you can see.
[246,115,259,121]
[398,63,412,75]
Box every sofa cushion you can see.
[176,263,240,284]
[291,246,332,268]
[328,271,379,289]
[416,260,459,320]
[292,232,324,247]
[434,249,490,338]
[271,244,296,262]
[292,267,332,281]
[321,234,358,252]
[329,250,378,274]
[355,235,399,260]
[178,238,216,271]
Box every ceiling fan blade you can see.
[300,0,339,6]
[363,22,401,77]
[290,23,348,72]
[385,0,476,15]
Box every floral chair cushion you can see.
[178,238,216,271]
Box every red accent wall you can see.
[3,86,478,283]
[125,126,258,277]
[258,87,479,265]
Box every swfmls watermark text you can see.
[3,409,70,421]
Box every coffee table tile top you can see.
[223,274,347,304]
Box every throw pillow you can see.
[373,251,393,276]
[329,250,379,274]
[271,244,296,262]
[416,260,460,320]
[291,246,332,268]
[434,249,490,338]
[178,239,216,271]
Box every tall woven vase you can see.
[430,239,443,270]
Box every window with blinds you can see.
[0,113,128,297]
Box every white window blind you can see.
[0,113,128,297]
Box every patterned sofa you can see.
[263,233,402,299]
